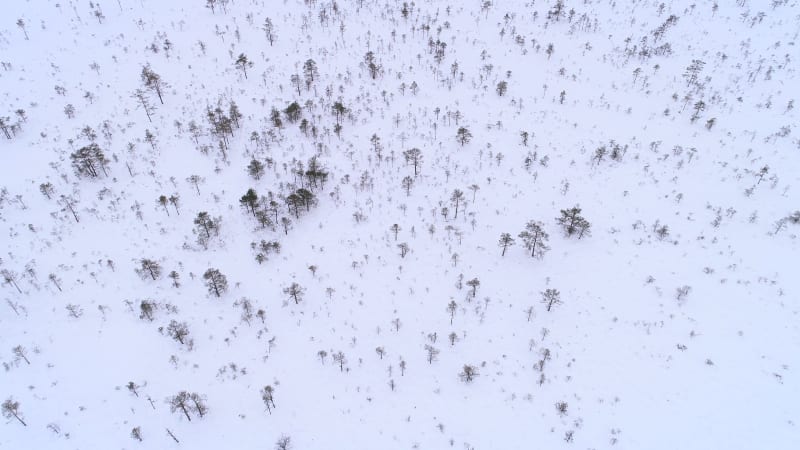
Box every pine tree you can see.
[203,268,228,297]
[141,64,168,104]
[240,188,259,216]
[450,189,465,218]
[2,398,27,426]
[556,206,591,238]
[303,59,318,88]
[459,364,478,383]
[403,148,423,176]
[498,233,515,256]
[70,143,108,178]
[541,288,561,312]
[137,259,163,280]
[283,282,305,304]
[166,321,190,345]
[456,127,472,146]
[518,221,550,258]
[263,18,276,46]
[235,53,252,79]
[284,102,302,123]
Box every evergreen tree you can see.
[235,53,252,79]
[556,206,591,238]
[203,268,228,297]
[141,64,168,104]
[136,258,163,280]
[403,148,423,176]
[518,221,550,258]
[263,18,276,45]
[240,188,259,216]
[283,282,305,304]
[303,59,318,88]
[456,127,472,146]
[498,233,515,256]
[541,288,562,312]
[284,102,302,123]
[70,143,108,178]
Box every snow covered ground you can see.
[1,0,798,449]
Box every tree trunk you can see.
[181,405,191,421]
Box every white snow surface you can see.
[1,0,799,449]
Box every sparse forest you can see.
[1,0,798,449]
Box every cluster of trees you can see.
[0,110,26,139]
[499,207,591,257]
[251,239,281,264]
[204,99,243,159]
[242,156,328,233]
[499,221,550,258]
[70,144,108,178]
[156,193,180,216]
[167,391,207,421]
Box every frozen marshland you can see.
[1,0,799,449]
